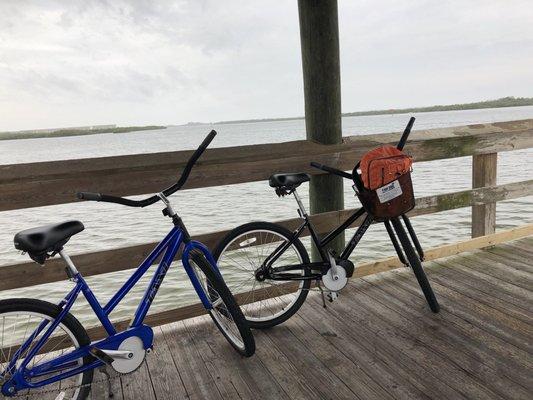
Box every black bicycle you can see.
[213,118,439,329]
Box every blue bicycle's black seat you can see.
[14,220,84,254]
[269,173,310,189]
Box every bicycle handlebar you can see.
[77,130,217,208]
[397,116,415,151]
[309,162,353,179]
[310,117,416,180]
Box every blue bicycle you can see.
[0,131,255,399]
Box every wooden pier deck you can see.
[89,237,533,400]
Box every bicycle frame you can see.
[3,225,219,393]
[263,189,423,281]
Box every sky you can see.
[1,0,532,131]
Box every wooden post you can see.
[472,153,497,237]
[298,0,345,259]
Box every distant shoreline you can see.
[186,96,533,126]
[0,125,167,141]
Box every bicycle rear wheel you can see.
[189,251,255,357]
[0,299,93,399]
[391,218,440,313]
[213,222,311,329]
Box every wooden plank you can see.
[252,329,321,400]
[393,271,533,354]
[305,292,469,399]
[472,153,497,237]
[2,179,531,292]
[354,278,532,399]
[431,257,533,319]
[295,302,430,400]
[145,326,188,400]
[354,224,533,277]
[1,119,533,211]
[286,314,395,400]
[437,256,533,310]
[181,318,243,400]
[302,294,467,399]
[183,315,289,400]
[121,362,156,400]
[160,321,223,400]
[337,283,507,399]
[265,320,360,400]
[361,271,533,392]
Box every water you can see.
[1,106,532,326]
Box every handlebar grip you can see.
[397,116,415,151]
[198,130,217,152]
[310,161,324,170]
[77,192,102,201]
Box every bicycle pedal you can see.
[327,292,338,302]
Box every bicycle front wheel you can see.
[213,222,311,329]
[189,251,255,357]
[391,218,440,313]
[0,298,93,400]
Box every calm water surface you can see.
[1,106,532,326]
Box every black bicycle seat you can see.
[269,173,310,189]
[14,220,84,258]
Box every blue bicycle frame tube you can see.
[4,225,220,394]
[130,229,183,327]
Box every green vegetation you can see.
[206,96,533,125]
[0,125,166,141]
[343,96,533,117]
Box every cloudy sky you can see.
[1,0,532,131]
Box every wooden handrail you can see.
[1,118,532,341]
[1,119,532,211]
[0,179,531,291]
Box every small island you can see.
[0,125,167,141]
[203,96,533,125]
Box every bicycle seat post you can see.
[293,190,308,219]
[59,249,79,280]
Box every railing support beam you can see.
[472,153,497,237]
[298,0,345,259]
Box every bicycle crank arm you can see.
[102,349,134,360]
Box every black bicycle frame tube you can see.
[339,214,374,260]
[320,207,366,247]
[384,219,407,265]
[402,214,425,260]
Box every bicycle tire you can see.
[213,221,312,329]
[391,218,440,313]
[0,298,93,399]
[190,251,256,357]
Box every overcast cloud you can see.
[1,0,532,131]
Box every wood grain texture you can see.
[1,119,532,211]
[7,238,533,399]
[472,153,497,237]
[1,180,531,291]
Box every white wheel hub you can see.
[322,266,348,291]
[111,336,146,374]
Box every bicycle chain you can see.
[6,359,146,398]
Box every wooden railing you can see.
[1,118,532,337]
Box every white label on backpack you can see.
[376,180,402,203]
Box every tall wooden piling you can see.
[298,0,345,258]
[472,153,497,237]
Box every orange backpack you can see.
[359,145,413,190]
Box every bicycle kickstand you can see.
[317,281,327,308]
[98,366,115,398]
